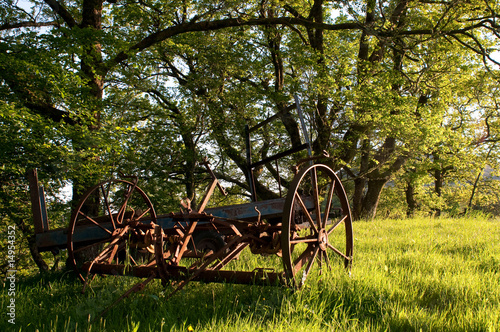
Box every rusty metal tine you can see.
[198,234,247,271]
[107,244,120,264]
[128,253,138,266]
[136,207,151,221]
[211,242,249,270]
[197,180,218,213]
[188,233,249,274]
[87,226,129,268]
[116,182,138,224]
[163,237,249,302]
[200,159,227,197]
[172,221,198,264]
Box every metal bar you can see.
[27,169,45,234]
[198,180,218,213]
[38,186,49,231]
[86,263,282,285]
[172,221,197,264]
[245,125,257,202]
[247,107,292,133]
[250,143,309,169]
[294,95,312,159]
[248,113,280,133]
[34,197,313,252]
[200,159,227,198]
[276,159,282,197]
[193,269,282,285]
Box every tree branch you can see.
[106,17,361,72]
[42,0,78,28]
[0,21,58,31]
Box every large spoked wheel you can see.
[67,179,157,283]
[281,163,353,287]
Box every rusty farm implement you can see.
[28,99,353,311]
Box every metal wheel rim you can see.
[67,179,157,283]
[281,163,353,287]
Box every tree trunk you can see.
[17,219,49,273]
[359,178,388,220]
[352,177,366,220]
[433,168,443,217]
[27,234,49,273]
[181,131,198,209]
[405,179,417,217]
[352,139,370,220]
[72,0,105,203]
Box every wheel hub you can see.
[318,229,328,251]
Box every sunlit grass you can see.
[1,217,499,331]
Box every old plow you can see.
[28,98,353,313]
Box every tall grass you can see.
[2,217,499,331]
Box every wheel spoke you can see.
[327,214,348,236]
[322,180,336,229]
[292,244,315,275]
[77,211,113,234]
[100,184,116,230]
[323,249,332,271]
[299,245,320,287]
[289,235,317,244]
[309,167,322,229]
[327,242,351,261]
[318,250,323,275]
[295,194,319,235]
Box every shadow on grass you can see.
[6,264,493,331]
[5,269,295,331]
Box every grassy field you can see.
[2,217,499,331]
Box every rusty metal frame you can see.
[28,96,354,320]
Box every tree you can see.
[1,0,499,275]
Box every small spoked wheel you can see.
[67,179,157,283]
[281,163,353,287]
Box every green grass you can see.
[2,217,499,331]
